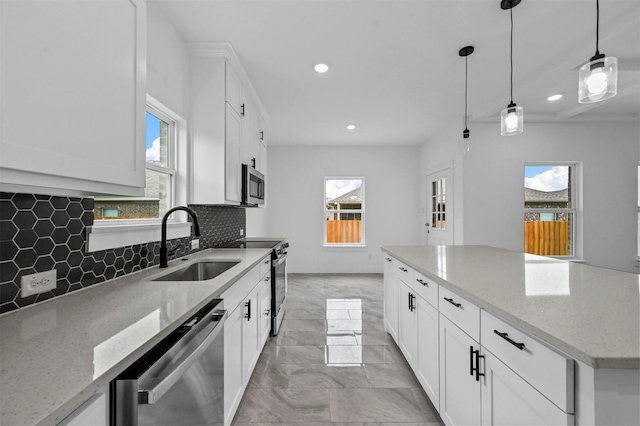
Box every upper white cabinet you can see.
[0,0,146,197]
[189,43,269,205]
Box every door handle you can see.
[470,346,485,382]
[245,300,251,320]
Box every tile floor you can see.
[232,273,443,426]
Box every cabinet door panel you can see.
[398,281,418,367]
[482,350,574,425]
[383,257,399,341]
[242,287,260,383]
[439,314,481,426]
[224,306,243,424]
[416,296,439,411]
[1,0,145,195]
[225,106,242,202]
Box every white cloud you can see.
[524,166,568,192]
[326,179,361,200]
[146,137,160,162]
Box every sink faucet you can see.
[160,206,201,268]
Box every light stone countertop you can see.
[0,248,272,426]
[381,245,640,369]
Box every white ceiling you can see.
[154,0,640,146]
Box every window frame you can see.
[524,162,582,260]
[86,95,190,252]
[323,176,366,247]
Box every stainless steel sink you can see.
[153,260,240,282]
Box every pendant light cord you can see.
[465,55,468,128]
[510,4,514,104]
[595,0,600,55]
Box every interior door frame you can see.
[426,161,454,245]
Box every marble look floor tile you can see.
[233,388,331,423]
[327,319,363,332]
[274,331,328,346]
[280,345,326,364]
[329,388,436,423]
[364,363,420,388]
[326,344,405,364]
[286,306,327,320]
[287,364,370,388]
[279,319,326,332]
[355,330,394,346]
[325,331,359,346]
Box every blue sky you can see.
[146,112,160,150]
[524,166,568,192]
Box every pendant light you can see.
[578,0,617,103]
[459,46,474,143]
[500,0,523,136]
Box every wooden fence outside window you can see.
[326,220,362,243]
[524,221,569,256]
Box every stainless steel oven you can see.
[111,298,226,426]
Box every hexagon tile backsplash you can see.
[0,192,246,315]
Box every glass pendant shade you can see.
[578,55,617,103]
[500,103,523,136]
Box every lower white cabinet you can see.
[241,285,260,380]
[415,295,439,409]
[223,303,244,426]
[481,350,573,425]
[57,386,108,426]
[259,274,272,346]
[439,314,482,426]
[398,280,418,367]
[383,257,399,339]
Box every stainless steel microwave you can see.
[242,163,265,206]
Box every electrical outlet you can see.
[21,270,57,298]
[191,239,200,250]
[240,229,244,236]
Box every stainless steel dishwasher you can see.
[111,298,227,425]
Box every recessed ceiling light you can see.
[346,124,356,130]
[547,94,564,101]
[314,63,329,73]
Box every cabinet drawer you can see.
[439,286,480,342]
[481,310,574,413]
[259,255,272,279]
[413,271,438,308]
[395,261,414,287]
[220,264,260,312]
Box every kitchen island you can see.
[381,245,639,425]
[0,248,272,426]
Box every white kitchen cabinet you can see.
[242,285,260,381]
[383,257,399,340]
[225,105,243,203]
[223,303,243,426]
[259,273,272,347]
[439,314,481,426]
[0,0,146,197]
[481,350,574,425]
[398,280,418,368]
[415,295,440,411]
[57,386,108,426]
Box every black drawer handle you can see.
[399,267,408,272]
[416,278,428,286]
[494,330,525,350]
[385,257,392,262]
[244,300,251,321]
[444,297,461,308]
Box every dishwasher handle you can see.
[138,309,228,405]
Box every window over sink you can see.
[86,96,190,252]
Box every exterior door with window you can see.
[426,167,453,245]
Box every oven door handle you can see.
[138,310,228,405]
[273,253,287,267]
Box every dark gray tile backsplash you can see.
[0,192,245,314]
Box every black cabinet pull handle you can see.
[241,103,245,117]
[416,278,428,286]
[494,330,525,350]
[470,346,485,381]
[409,293,416,311]
[399,267,408,272]
[245,300,251,320]
[408,292,412,311]
[260,130,264,140]
[444,297,461,308]
[385,257,392,262]
[251,157,256,168]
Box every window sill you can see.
[322,244,367,248]
[86,220,192,252]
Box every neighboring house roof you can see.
[524,187,568,203]
[328,186,362,204]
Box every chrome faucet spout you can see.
[160,206,201,268]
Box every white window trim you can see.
[323,176,366,248]
[524,161,583,260]
[86,95,189,252]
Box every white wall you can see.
[267,145,422,273]
[421,120,639,273]
[147,2,190,118]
